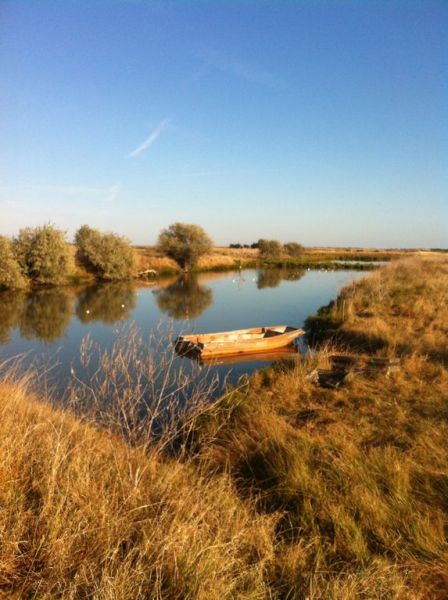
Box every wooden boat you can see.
[174,325,305,358]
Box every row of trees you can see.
[157,229,305,266]
[229,239,304,259]
[0,222,213,291]
[0,224,136,291]
[258,239,304,259]
[0,222,304,291]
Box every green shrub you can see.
[157,222,213,271]
[13,225,71,286]
[258,239,283,260]
[0,236,28,290]
[75,225,135,281]
[284,242,304,257]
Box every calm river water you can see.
[0,268,367,394]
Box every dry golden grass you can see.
[0,376,276,599]
[69,242,430,280]
[187,256,448,598]
[311,255,448,361]
[134,245,256,274]
[133,245,423,275]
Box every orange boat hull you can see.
[175,325,305,358]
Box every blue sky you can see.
[1,0,447,247]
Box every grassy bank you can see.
[134,245,419,276]
[1,256,447,598]
[10,244,429,286]
[188,255,448,597]
[0,379,274,599]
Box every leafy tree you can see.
[284,242,304,257]
[75,225,135,281]
[0,236,28,290]
[258,239,283,260]
[75,225,101,272]
[157,223,213,271]
[13,225,71,286]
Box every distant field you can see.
[68,242,439,282]
[133,245,423,275]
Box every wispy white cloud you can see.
[126,118,171,159]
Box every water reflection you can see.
[0,291,26,344]
[76,283,137,324]
[0,267,365,400]
[0,283,138,345]
[257,268,305,289]
[19,289,73,343]
[155,275,213,320]
[198,347,300,366]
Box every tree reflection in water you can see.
[155,275,213,320]
[19,289,74,343]
[0,291,27,344]
[76,283,137,324]
[257,268,305,289]
[257,269,283,289]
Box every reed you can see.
[65,324,222,453]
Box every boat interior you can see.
[179,325,298,344]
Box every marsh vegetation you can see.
[0,256,447,598]
[0,220,410,292]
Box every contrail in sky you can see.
[126,118,171,158]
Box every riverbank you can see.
[191,255,448,597]
[134,245,419,276]
[16,244,433,287]
[1,256,447,598]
